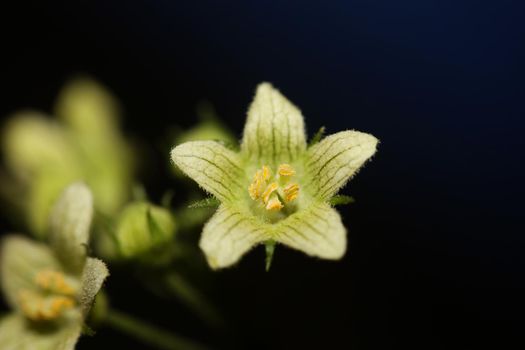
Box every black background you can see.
[1,1,524,349]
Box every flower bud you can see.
[114,201,176,259]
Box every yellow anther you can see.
[249,164,299,212]
[262,165,271,181]
[262,182,279,204]
[284,183,300,202]
[278,164,295,177]
[45,296,74,318]
[35,270,76,296]
[18,290,75,321]
[266,197,284,211]
[248,170,266,200]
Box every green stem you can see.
[105,309,209,350]
[164,272,224,328]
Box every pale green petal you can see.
[28,170,80,238]
[78,258,109,317]
[171,141,245,202]
[54,77,120,137]
[1,112,77,178]
[115,201,176,258]
[49,183,93,274]
[0,313,82,350]
[199,205,268,269]
[55,78,132,216]
[0,236,61,310]
[241,83,307,164]
[274,202,347,259]
[305,130,378,201]
[77,135,133,216]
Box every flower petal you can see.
[1,112,77,178]
[78,258,109,317]
[171,141,245,202]
[0,235,61,310]
[274,202,347,259]
[305,130,378,200]
[49,183,94,274]
[241,83,307,164]
[54,77,121,137]
[28,170,80,239]
[199,205,268,269]
[0,313,82,350]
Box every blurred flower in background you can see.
[1,77,134,237]
[0,183,108,349]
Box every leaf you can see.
[328,195,355,206]
[188,197,221,209]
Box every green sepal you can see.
[188,197,221,209]
[114,201,177,259]
[78,258,109,317]
[264,240,276,272]
[308,126,326,147]
[328,195,355,206]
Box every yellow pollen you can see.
[249,164,299,211]
[278,164,295,177]
[262,165,271,181]
[284,183,300,202]
[18,290,75,321]
[266,197,284,211]
[248,170,265,200]
[262,182,279,204]
[35,270,76,296]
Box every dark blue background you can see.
[1,1,524,349]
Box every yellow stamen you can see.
[35,270,76,296]
[278,164,295,177]
[284,183,300,202]
[262,182,279,204]
[262,165,271,181]
[266,197,284,211]
[249,164,299,212]
[248,170,266,200]
[45,296,74,318]
[18,290,75,321]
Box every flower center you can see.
[248,164,300,211]
[18,269,78,321]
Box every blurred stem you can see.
[164,271,224,328]
[105,309,209,350]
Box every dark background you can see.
[1,1,524,349]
